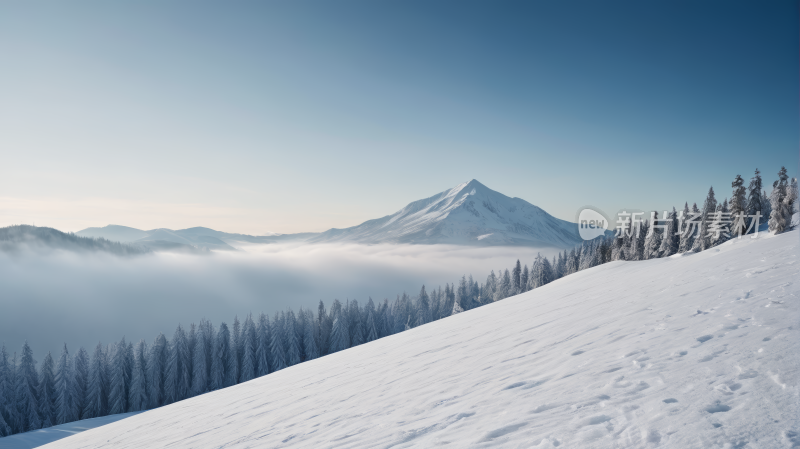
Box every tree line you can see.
[0,166,796,438]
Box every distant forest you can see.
[0,225,150,256]
[0,167,796,437]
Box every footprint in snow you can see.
[705,401,731,414]
[571,350,585,356]
[697,335,713,343]
[662,398,678,403]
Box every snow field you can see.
[44,230,799,448]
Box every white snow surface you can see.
[0,413,141,449]
[309,180,587,247]
[44,231,799,449]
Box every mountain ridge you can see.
[308,179,588,247]
[77,180,599,249]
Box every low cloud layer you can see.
[1,243,560,358]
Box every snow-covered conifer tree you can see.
[302,309,319,361]
[239,315,257,382]
[692,187,717,252]
[658,208,678,256]
[316,301,331,356]
[364,303,378,343]
[84,343,109,419]
[38,352,56,428]
[255,314,271,376]
[747,169,763,233]
[210,323,230,391]
[16,342,40,431]
[269,312,287,371]
[0,351,9,435]
[512,260,521,294]
[109,338,132,414]
[228,317,241,387]
[415,286,430,327]
[520,265,529,292]
[54,345,75,425]
[190,320,211,396]
[72,347,89,420]
[730,174,747,236]
[146,334,168,408]
[0,345,16,434]
[328,311,350,354]
[128,340,148,411]
[285,311,302,366]
[768,167,790,234]
[165,326,190,404]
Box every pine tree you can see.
[643,212,662,260]
[677,203,693,253]
[128,340,148,412]
[228,317,241,387]
[0,353,9,435]
[787,177,799,225]
[38,352,56,428]
[378,299,392,338]
[761,189,771,221]
[415,286,430,327]
[209,323,229,391]
[72,347,89,420]
[730,174,747,236]
[285,311,302,366]
[84,343,109,419]
[364,303,378,343]
[512,260,521,294]
[255,314,271,376]
[692,187,717,252]
[146,334,168,408]
[347,301,364,347]
[630,217,648,260]
[190,320,211,396]
[768,167,791,234]
[302,309,319,361]
[520,265,529,292]
[7,352,20,434]
[0,345,15,435]
[109,338,133,414]
[239,315,257,382]
[165,326,190,404]
[328,311,350,354]
[658,208,679,256]
[270,312,287,371]
[316,301,331,356]
[493,270,512,301]
[16,342,40,431]
[747,169,763,233]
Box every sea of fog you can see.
[0,243,561,358]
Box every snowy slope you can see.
[43,230,799,448]
[310,180,587,247]
[0,413,141,449]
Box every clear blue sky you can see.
[1,1,797,234]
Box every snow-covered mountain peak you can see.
[310,179,585,247]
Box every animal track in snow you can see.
[705,402,731,413]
